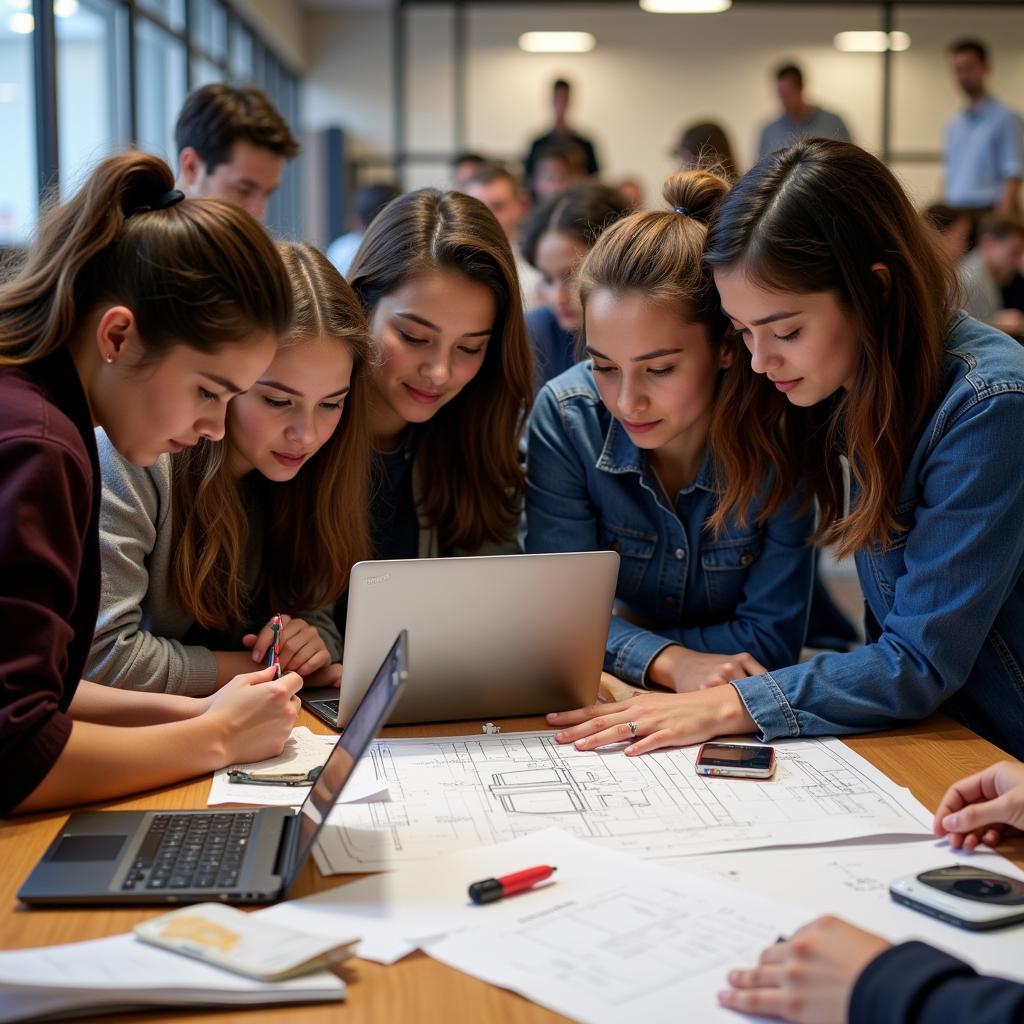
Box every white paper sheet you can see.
[679,839,1024,982]
[207,727,389,807]
[0,933,346,1024]
[312,732,933,873]
[259,828,805,970]
[422,830,810,1024]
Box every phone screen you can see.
[919,866,1024,905]
[698,743,774,770]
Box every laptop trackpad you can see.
[49,834,127,861]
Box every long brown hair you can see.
[578,170,730,340]
[704,139,958,556]
[0,151,291,367]
[171,243,374,630]
[349,188,533,551]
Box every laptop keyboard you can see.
[121,812,254,891]
[310,698,340,716]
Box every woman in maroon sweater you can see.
[0,151,304,815]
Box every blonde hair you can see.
[579,169,731,338]
[171,243,373,629]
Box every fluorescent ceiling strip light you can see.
[519,31,596,54]
[834,30,911,52]
[640,0,732,13]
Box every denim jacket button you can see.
[674,548,685,560]
[740,552,754,566]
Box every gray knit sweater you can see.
[86,430,343,696]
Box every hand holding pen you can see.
[243,614,343,685]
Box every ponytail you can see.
[0,151,292,368]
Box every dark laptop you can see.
[18,631,408,906]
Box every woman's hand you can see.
[546,685,757,755]
[719,915,891,1023]
[244,615,334,678]
[203,665,302,764]
[934,759,1024,852]
[647,644,768,693]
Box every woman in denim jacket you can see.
[549,140,1024,760]
[525,171,814,692]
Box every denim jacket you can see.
[735,314,1024,759]
[524,361,814,685]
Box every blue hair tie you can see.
[674,205,691,217]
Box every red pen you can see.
[267,614,282,679]
[468,865,557,904]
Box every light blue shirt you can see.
[758,105,851,160]
[325,231,363,277]
[944,95,1024,209]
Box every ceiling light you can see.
[834,30,910,53]
[640,0,732,13]
[55,0,80,16]
[518,31,595,54]
[8,11,33,32]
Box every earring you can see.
[106,354,114,364]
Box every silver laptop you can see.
[18,632,409,906]
[302,551,619,729]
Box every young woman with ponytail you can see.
[87,243,372,697]
[0,152,302,814]
[525,171,813,695]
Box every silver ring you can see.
[627,721,638,737]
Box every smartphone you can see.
[890,865,1024,931]
[694,742,776,779]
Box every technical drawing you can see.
[314,733,933,874]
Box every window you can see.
[191,0,226,62]
[0,9,37,245]
[136,0,184,34]
[57,0,128,197]
[230,20,254,82]
[135,16,186,165]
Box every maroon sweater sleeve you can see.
[0,432,93,813]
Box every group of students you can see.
[3,104,1024,1020]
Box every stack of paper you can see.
[262,827,1024,1024]
[0,933,346,1024]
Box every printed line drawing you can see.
[315,734,931,873]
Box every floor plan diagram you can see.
[315,733,933,874]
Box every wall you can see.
[303,2,1024,208]
[234,0,308,72]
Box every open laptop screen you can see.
[291,632,408,875]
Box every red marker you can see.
[468,865,557,904]
[267,614,282,679]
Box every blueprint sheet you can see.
[313,732,933,874]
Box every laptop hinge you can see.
[272,813,300,882]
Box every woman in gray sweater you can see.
[87,243,373,697]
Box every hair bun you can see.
[662,170,730,226]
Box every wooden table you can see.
[2,712,1020,1023]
